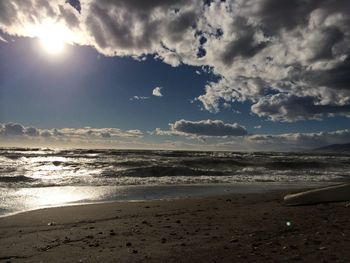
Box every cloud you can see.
[154,119,350,150]
[0,35,7,42]
[131,87,164,101]
[1,0,350,121]
[244,129,350,151]
[129,96,150,101]
[251,93,350,122]
[1,123,25,136]
[0,122,143,142]
[195,0,350,121]
[1,122,350,151]
[25,127,40,136]
[100,132,111,138]
[155,119,248,138]
[41,130,52,137]
[152,87,163,97]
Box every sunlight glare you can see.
[37,21,68,55]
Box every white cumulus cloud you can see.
[152,87,163,97]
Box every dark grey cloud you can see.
[25,127,40,137]
[0,1,16,26]
[166,10,197,43]
[245,129,350,150]
[2,123,24,136]
[221,17,270,65]
[1,123,43,137]
[40,130,52,137]
[308,27,344,61]
[302,58,350,90]
[101,132,111,138]
[255,0,320,33]
[251,94,350,122]
[156,119,248,137]
[59,4,79,28]
[85,0,198,55]
[0,122,143,141]
[53,128,65,137]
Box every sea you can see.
[1,147,350,216]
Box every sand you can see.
[0,190,349,262]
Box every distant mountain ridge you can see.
[312,142,350,153]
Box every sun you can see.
[37,21,68,55]
[40,31,65,54]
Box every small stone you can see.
[290,245,298,250]
[291,255,302,261]
[161,238,167,243]
[132,250,138,254]
[230,238,239,243]
[126,242,132,247]
[313,240,322,245]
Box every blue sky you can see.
[0,0,350,150]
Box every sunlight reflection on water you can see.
[0,182,330,217]
[1,186,113,217]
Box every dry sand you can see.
[0,190,349,262]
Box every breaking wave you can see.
[1,147,350,187]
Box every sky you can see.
[0,0,350,151]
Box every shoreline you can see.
[1,189,349,262]
[0,182,332,218]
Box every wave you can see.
[0,176,36,183]
[1,147,350,187]
[3,154,22,160]
[176,158,345,170]
[101,166,226,178]
[178,158,250,168]
[263,161,339,170]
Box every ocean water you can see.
[1,147,349,216]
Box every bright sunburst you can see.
[37,21,68,55]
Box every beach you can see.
[1,190,349,262]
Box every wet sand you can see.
[0,190,349,262]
